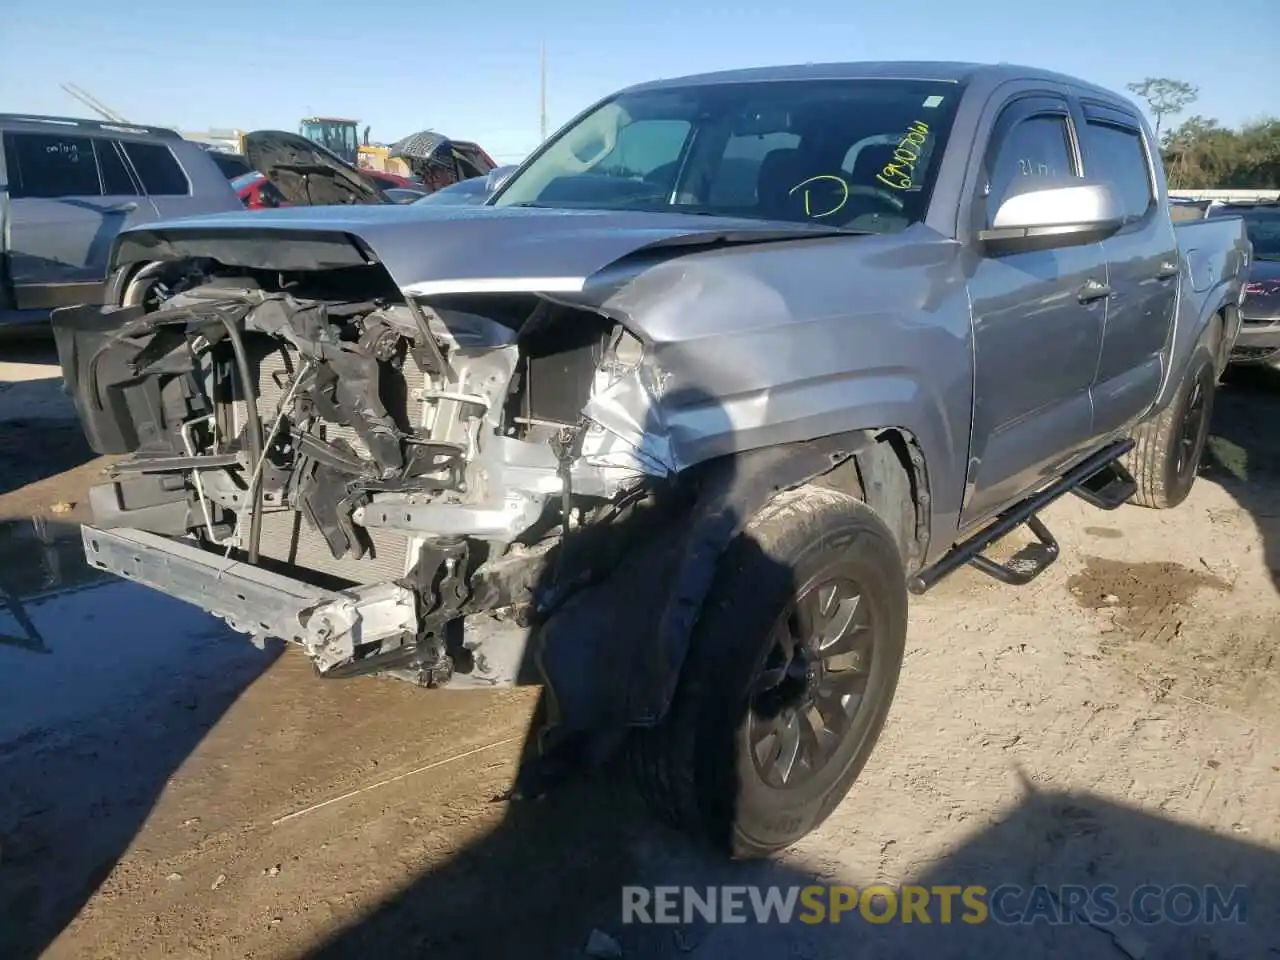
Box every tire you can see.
[1124,352,1217,509]
[629,486,908,858]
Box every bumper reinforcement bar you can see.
[80,525,418,671]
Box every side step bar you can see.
[908,439,1134,595]
[1070,459,1137,510]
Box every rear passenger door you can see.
[118,139,201,220]
[2,131,158,309]
[1076,102,1178,434]
[961,94,1109,528]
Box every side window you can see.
[1082,120,1153,220]
[95,139,139,195]
[594,119,691,180]
[122,142,190,196]
[709,131,800,206]
[986,114,1075,224]
[3,132,103,198]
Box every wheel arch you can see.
[528,425,932,771]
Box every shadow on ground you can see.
[1203,363,1280,593]
[0,418,97,498]
[0,336,96,496]
[0,516,283,959]
[306,765,1279,958]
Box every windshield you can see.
[491,78,962,233]
[1211,205,1280,259]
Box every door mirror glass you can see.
[980,180,1125,254]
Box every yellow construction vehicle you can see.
[296,117,411,174]
[298,116,363,164]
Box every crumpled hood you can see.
[1242,258,1280,319]
[242,130,388,207]
[109,203,851,301]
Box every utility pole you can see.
[539,41,547,142]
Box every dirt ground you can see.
[1,345,1278,960]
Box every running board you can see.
[1070,460,1137,510]
[908,439,1135,595]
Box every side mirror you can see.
[979,180,1125,255]
[484,164,518,195]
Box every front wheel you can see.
[1124,352,1217,509]
[629,486,908,858]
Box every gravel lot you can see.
[1,344,1277,960]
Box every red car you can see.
[232,171,293,209]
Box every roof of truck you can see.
[627,61,1126,104]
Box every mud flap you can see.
[515,431,873,795]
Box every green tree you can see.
[1126,77,1199,141]
[1161,115,1280,189]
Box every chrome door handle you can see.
[108,201,138,212]
[1077,279,1111,303]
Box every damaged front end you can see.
[54,259,681,688]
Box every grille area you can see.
[255,507,412,585]
[231,339,429,585]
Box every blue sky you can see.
[2,0,1275,163]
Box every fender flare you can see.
[529,429,877,751]
[637,429,878,723]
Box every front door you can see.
[961,95,1109,529]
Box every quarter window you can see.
[986,114,1075,225]
[122,142,190,196]
[2,132,102,198]
[1083,120,1153,220]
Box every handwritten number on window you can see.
[876,120,930,190]
[44,141,82,163]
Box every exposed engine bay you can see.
[55,261,676,686]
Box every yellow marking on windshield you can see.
[788,174,850,218]
[877,120,930,190]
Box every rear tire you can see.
[629,486,908,858]
[1124,352,1217,509]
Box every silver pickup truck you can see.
[52,61,1249,857]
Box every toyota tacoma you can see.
[52,62,1250,856]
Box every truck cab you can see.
[297,117,362,166]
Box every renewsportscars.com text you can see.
[621,884,1249,926]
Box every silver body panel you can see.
[88,60,1251,601]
